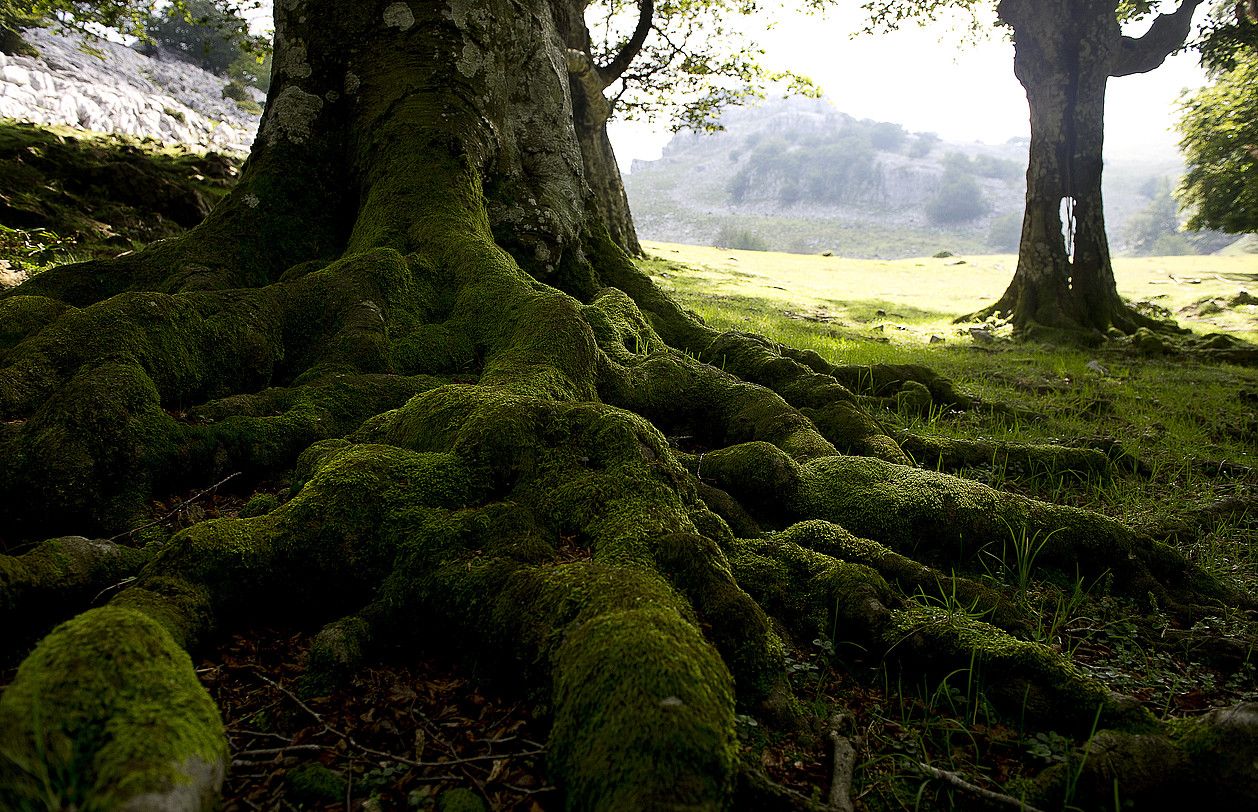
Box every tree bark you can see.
[975,0,1202,338]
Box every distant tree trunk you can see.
[573,82,643,255]
[555,0,646,256]
[973,0,1204,338]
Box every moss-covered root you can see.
[695,441,1230,605]
[0,536,151,652]
[1035,703,1258,808]
[0,605,227,811]
[794,454,1233,605]
[898,434,1113,478]
[725,530,1114,732]
[885,604,1143,733]
[775,520,1026,633]
[591,249,905,463]
[551,607,737,811]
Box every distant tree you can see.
[140,0,265,80]
[0,1,261,59]
[853,0,1209,339]
[1125,177,1189,255]
[714,223,770,250]
[927,163,991,224]
[908,131,941,158]
[1178,3,1258,235]
[987,210,1023,251]
[869,120,908,151]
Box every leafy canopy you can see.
[1,1,261,45]
[586,0,818,131]
[1177,4,1258,233]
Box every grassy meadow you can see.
[639,240,1258,808]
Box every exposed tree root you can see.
[1,1,1254,807]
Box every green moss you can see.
[776,520,1024,632]
[694,442,802,525]
[287,763,348,805]
[894,380,933,413]
[0,606,226,810]
[790,455,1200,601]
[550,608,737,811]
[1,360,182,533]
[240,492,281,518]
[728,537,893,646]
[654,532,788,707]
[438,788,488,812]
[0,536,151,650]
[885,604,1133,732]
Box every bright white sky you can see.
[241,1,1211,169]
[609,1,1212,169]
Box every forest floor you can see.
[2,126,1257,809]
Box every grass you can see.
[639,239,1258,809]
[643,240,1258,343]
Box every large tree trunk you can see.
[975,0,1191,338]
[0,1,1253,809]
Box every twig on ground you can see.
[247,667,545,769]
[912,761,1046,812]
[234,744,326,759]
[108,471,241,542]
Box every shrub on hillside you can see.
[714,225,770,251]
[926,168,992,225]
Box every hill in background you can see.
[624,98,1229,259]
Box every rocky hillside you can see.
[624,98,1181,258]
[0,121,240,286]
[0,27,262,154]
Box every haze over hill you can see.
[623,98,1192,259]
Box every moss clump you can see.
[894,380,933,414]
[0,605,227,809]
[550,608,737,811]
[287,762,348,804]
[438,787,488,812]
[239,492,281,517]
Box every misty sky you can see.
[609,2,1211,169]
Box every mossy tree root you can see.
[0,536,151,658]
[1,1,1253,806]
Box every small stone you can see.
[929,335,945,344]
[969,327,995,343]
[1085,359,1108,375]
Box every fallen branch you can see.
[248,668,545,770]
[828,720,857,812]
[109,472,241,542]
[912,761,1046,812]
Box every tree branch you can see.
[912,762,1046,812]
[598,0,655,86]
[1112,0,1205,77]
[828,717,857,812]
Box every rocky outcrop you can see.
[0,28,261,154]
